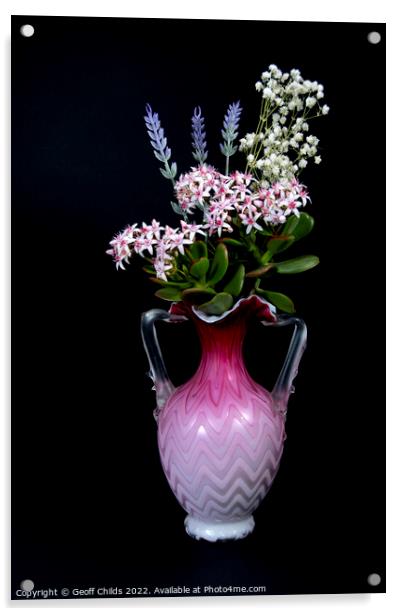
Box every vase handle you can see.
[141,308,186,421]
[263,315,308,417]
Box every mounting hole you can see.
[367,31,381,45]
[20,24,35,38]
[20,579,34,591]
[367,573,381,586]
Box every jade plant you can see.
[107,64,329,316]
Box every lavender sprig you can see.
[191,106,208,164]
[144,104,177,185]
[220,100,242,175]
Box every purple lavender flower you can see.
[191,106,208,164]
[144,104,177,183]
[220,101,242,174]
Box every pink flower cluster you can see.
[175,165,226,215]
[250,177,311,228]
[107,166,311,281]
[174,165,310,237]
[106,219,205,278]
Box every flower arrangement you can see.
[107,64,329,316]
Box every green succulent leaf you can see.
[292,212,315,241]
[245,263,275,278]
[190,241,208,260]
[198,292,234,316]
[149,277,192,289]
[255,288,295,313]
[220,238,244,247]
[263,218,299,261]
[261,213,316,263]
[181,287,216,304]
[283,215,301,235]
[190,257,210,280]
[263,237,294,263]
[155,287,183,301]
[274,255,320,274]
[223,264,245,296]
[207,242,229,285]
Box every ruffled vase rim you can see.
[169,294,277,324]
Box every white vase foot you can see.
[184,515,255,542]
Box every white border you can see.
[1,1,399,615]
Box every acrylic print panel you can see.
[11,16,385,600]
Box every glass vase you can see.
[141,295,307,542]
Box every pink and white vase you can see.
[141,295,307,542]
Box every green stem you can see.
[163,161,175,186]
[245,234,263,264]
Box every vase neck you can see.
[190,314,252,386]
[168,296,276,384]
[194,317,247,358]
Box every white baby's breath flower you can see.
[239,64,328,183]
[239,138,247,151]
[314,156,322,164]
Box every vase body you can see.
[141,296,307,542]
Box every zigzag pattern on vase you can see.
[156,305,286,526]
[158,372,285,522]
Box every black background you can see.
[11,16,385,598]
